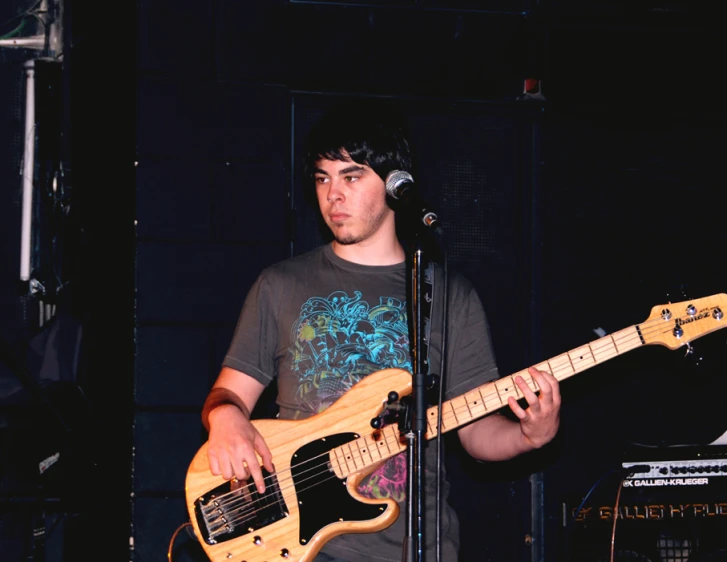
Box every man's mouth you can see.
[329,212,349,223]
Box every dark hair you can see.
[302,99,413,192]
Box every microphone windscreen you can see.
[385,170,414,199]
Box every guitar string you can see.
[202,307,718,531]
[201,305,722,534]
[205,321,723,537]
[203,307,716,532]
[203,457,346,535]
[202,422,405,532]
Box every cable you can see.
[609,476,629,562]
[167,521,193,562]
[0,17,30,40]
[607,467,651,562]
[571,467,622,527]
[568,466,647,562]
[0,0,43,31]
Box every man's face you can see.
[314,155,395,247]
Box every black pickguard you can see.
[194,467,287,545]
[291,432,389,544]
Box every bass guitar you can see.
[186,293,726,562]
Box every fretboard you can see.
[329,324,645,478]
[425,324,645,439]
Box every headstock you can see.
[642,293,726,349]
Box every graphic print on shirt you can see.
[289,290,411,500]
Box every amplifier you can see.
[567,445,727,561]
[622,445,727,485]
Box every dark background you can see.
[1,0,726,561]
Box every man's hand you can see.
[202,370,272,493]
[507,366,561,449]
[206,403,274,493]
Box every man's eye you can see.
[345,175,359,182]
[315,177,328,184]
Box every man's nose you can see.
[326,180,345,202]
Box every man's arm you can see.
[203,366,274,492]
[457,367,561,462]
[202,366,265,430]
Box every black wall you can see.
[2,0,726,561]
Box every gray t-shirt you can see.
[223,243,499,561]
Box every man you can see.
[201,101,561,561]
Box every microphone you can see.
[385,171,443,235]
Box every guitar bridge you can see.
[194,468,287,545]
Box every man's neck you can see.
[330,239,405,266]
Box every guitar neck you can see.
[330,293,726,477]
[329,325,645,479]
[425,324,644,440]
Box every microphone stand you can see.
[403,236,429,562]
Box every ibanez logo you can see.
[675,309,711,326]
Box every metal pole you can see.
[20,59,36,283]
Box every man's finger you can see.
[255,436,275,474]
[209,452,221,476]
[515,375,538,406]
[247,461,266,494]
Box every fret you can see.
[568,345,596,373]
[525,366,543,390]
[590,336,618,363]
[494,374,521,403]
[344,441,363,470]
[426,406,439,438]
[612,326,643,353]
[464,389,488,420]
[373,430,392,459]
[476,387,490,412]
[330,448,345,478]
[548,353,574,381]
[446,397,462,427]
[333,446,352,476]
[480,384,500,411]
[384,425,404,453]
[358,434,378,464]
